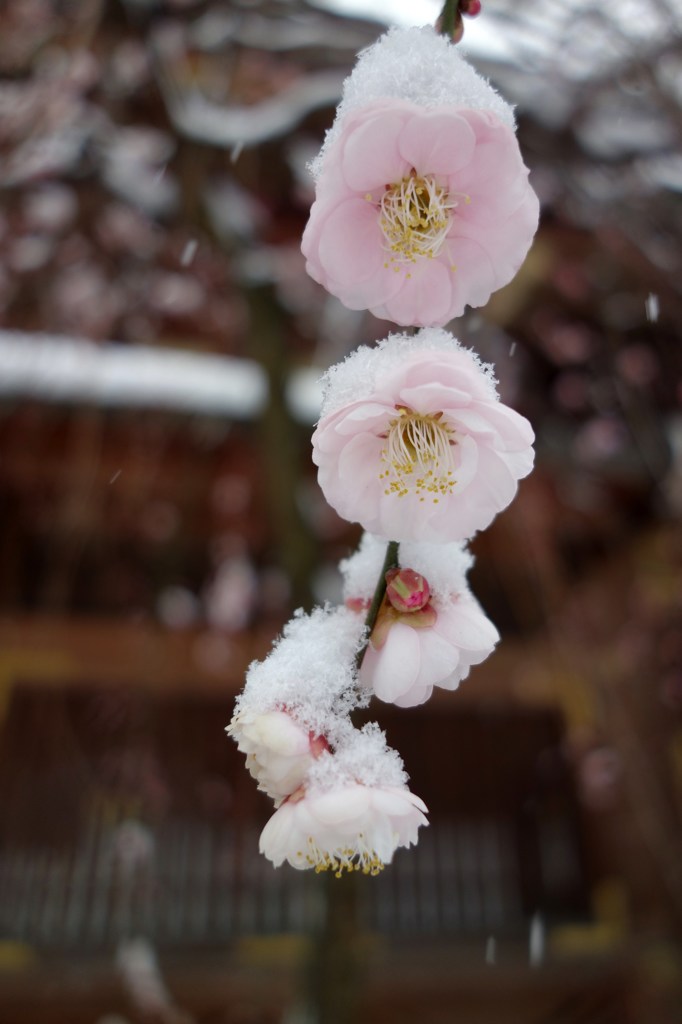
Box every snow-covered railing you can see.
[0,329,329,422]
[0,331,268,419]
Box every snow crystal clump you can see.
[307,722,408,793]
[311,26,515,181]
[340,533,387,604]
[318,328,498,419]
[341,533,475,604]
[235,605,366,740]
[399,540,474,601]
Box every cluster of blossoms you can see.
[228,607,428,874]
[228,22,538,875]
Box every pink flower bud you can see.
[228,710,330,803]
[385,568,431,612]
[461,0,482,17]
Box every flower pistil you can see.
[371,172,467,271]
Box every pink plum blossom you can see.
[227,709,328,804]
[302,99,539,327]
[312,331,535,542]
[359,589,499,707]
[259,783,428,875]
[342,537,499,707]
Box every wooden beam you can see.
[0,614,277,700]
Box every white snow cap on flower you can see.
[303,27,538,328]
[341,532,474,605]
[259,781,428,875]
[313,328,534,543]
[234,605,366,740]
[311,26,514,181]
[319,327,496,417]
[227,708,328,804]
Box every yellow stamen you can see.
[302,835,384,876]
[378,172,467,268]
[381,407,456,503]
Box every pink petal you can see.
[446,233,497,311]
[455,111,525,192]
[398,110,476,177]
[452,203,537,291]
[311,786,370,826]
[450,433,480,491]
[375,485,425,538]
[371,622,421,702]
[316,198,385,285]
[426,496,484,542]
[503,446,535,480]
[454,444,519,529]
[394,685,432,708]
[388,787,429,815]
[449,402,534,449]
[259,805,295,863]
[334,432,380,485]
[436,670,463,691]
[371,788,422,818]
[481,189,540,287]
[384,349,493,402]
[414,628,459,689]
[455,177,529,228]
[379,258,454,327]
[341,109,410,192]
[367,813,396,861]
[316,433,386,530]
[313,198,408,311]
[435,600,499,652]
[331,401,393,435]
[327,434,383,519]
[396,381,473,413]
[301,193,351,278]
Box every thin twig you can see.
[355,540,399,671]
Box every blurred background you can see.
[0,0,681,1022]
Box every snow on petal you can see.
[233,605,365,742]
[311,27,515,182]
[302,29,537,327]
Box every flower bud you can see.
[461,0,482,16]
[385,568,431,613]
[228,709,329,803]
